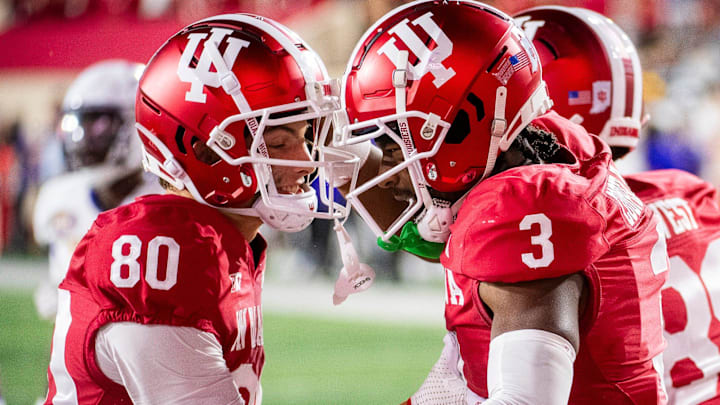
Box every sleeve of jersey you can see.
[95,323,243,405]
[453,175,609,283]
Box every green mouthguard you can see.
[376,221,445,260]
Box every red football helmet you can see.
[514,6,643,151]
[136,14,358,232]
[334,0,552,242]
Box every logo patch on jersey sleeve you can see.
[230,273,243,293]
[606,165,644,227]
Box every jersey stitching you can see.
[607,205,656,249]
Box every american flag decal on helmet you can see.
[492,51,530,85]
[509,51,529,71]
[568,90,592,105]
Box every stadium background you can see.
[0,0,718,403]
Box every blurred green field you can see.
[0,289,444,405]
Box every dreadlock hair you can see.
[513,124,561,164]
[611,146,632,161]
[490,125,563,177]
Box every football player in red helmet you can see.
[43,14,358,405]
[514,5,644,162]
[516,6,720,404]
[333,1,668,403]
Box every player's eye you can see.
[304,121,315,142]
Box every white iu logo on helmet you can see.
[177,28,249,104]
[514,16,545,41]
[377,12,455,88]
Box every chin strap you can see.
[332,219,376,305]
[481,83,553,181]
[415,198,452,243]
[393,50,409,115]
[204,39,268,191]
[244,189,318,232]
[204,39,259,135]
[481,86,508,181]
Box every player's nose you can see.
[378,173,398,190]
[288,142,315,177]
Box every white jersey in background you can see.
[32,166,160,319]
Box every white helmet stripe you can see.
[197,13,326,84]
[566,8,642,144]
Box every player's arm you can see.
[402,276,585,405]
[478,273,584,405]
[31,182,73,319]
[95,322,245,405]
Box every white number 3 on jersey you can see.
[520,213,554,268]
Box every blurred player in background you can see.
[515,6,720,404]
[32,59,160,320]
[43,13,358,404]
[331,1,668,403]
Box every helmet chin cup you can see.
[253,189,318,232]
[416,202,453,243]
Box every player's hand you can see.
[404,332,468,405]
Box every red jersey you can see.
[546,104,720,403]
[45,194,266,404]
[441,113,668,404]
[625,169,720,405]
